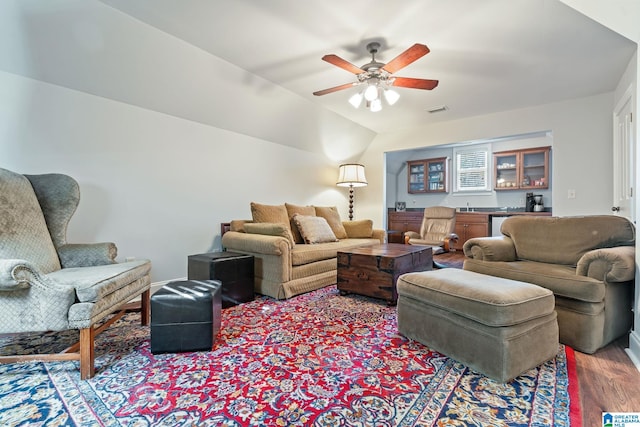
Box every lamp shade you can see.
[336,164,368,187]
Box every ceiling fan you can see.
[313,42,438,111]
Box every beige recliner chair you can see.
[0,168,152,379]
[404,206,458,254]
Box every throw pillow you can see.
[230,219,253,232]
[251,202,289,224]
[343,219,374,238]
[250,202,294,237]
[314,206,348,239]
[285,203,316,244]
[292,214,338,244]
[244,222,295,246]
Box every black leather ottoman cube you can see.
[188,252,254,308]
[150,280,221,354]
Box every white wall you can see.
[0,0,377,284]
[0,71,355,282]
[357,92,615,227]
[0,0,375,160]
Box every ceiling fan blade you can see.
[392,77,439,90]
[313,82,357,96]
[381,44,430,74]
[322,54,365,74]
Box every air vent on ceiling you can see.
[427,105,448,114]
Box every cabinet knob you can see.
[611,206,620,212]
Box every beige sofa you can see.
[463,215,635,354]
[221,203,385,300]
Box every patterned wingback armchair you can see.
[404,206,458,254]
[0,168,151,379]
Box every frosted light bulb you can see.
[348,92,363,108]
[384,89,400,105]
[364,84,378,101]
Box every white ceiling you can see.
[98,0,637,134]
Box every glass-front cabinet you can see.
[494,147,550,191]
[408,157,448,194]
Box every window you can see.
[453,145,490,192]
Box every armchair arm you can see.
[0,259,33,290]
[576,246,635,282]
[221,231,291,256]
[0,259,76,333]
[463,236,517,261]
[0,259,75,296]
[443,233,459,252]
[404,231,421,243]
[57,243,117,268]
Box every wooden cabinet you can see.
[388,211,423,233]
[453,213,489,251]
[494,146,550,191]
[408,157,448,194]
[388,211,424,242]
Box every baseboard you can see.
[625,330,640,372]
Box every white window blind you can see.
[454,145,490,192]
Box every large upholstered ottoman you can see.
[397,269,559,382]
[151,280,222,354]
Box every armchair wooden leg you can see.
[140,289,150,326]
[79,327,95,380]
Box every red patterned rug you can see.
[0,285,581,426]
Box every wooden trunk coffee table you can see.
[337,243,432,305]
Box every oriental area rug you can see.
[0,285,581,426]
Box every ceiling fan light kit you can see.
[313,41,438,112]
[384,88,400,105]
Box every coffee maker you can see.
[525,193,535,212]
[533,195,544,212]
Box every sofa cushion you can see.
[291,238,380,266]
[343,219,374,238]
[244,222,295,246]
[314,206,348,239]
[397,268,555,327]
[464,258,606,303]
[0,168,62,274]
[501,215,635,265]
[292,214,338,244]
[285,203,316,244]
[250,202,292,234]
[47,259,151,303]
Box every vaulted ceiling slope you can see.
[97,0,636,132]
[1,0,637,157]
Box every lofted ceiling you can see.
[97,0,637,134]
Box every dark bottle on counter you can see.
[525,193,535,212]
